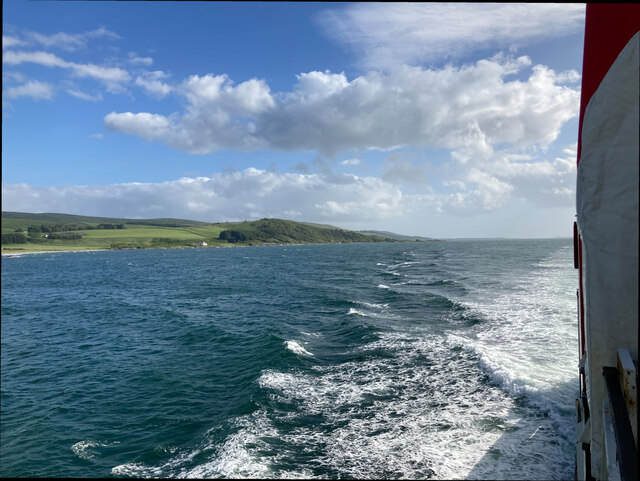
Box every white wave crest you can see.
[348,308,368,317]
[357,301,389,309]
[285,340,313,356]
[72,440,119,460]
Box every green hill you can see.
[1,211,208,231]
[217,218,393,244]
[2,212,397,253]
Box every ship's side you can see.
[574,4,639,481]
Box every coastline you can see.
[1,240,404,258]
[2,249,106,258]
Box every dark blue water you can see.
[1,240,577,479]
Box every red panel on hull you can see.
[576,3,640,166]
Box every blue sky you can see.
[2,2,586,237]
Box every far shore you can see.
[0,243,309,257]
[2,248,106,257]
[1,240,399,258]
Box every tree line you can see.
[25,223,125,233]
[2,233,28,244]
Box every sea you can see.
[1,239,578,479]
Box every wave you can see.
[354,301,389,310]
[110,327,575,479]
[285,340,313,357]
[348,308,368,317]
[71,440,119,460]
[377,284,389,289]
[248,330,574,479]
[446,332,576,442]
[380,271,401,277]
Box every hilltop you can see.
[2,212,400,254]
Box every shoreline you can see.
[2,248,106,258]
[1,240,404,258]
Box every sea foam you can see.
[285,340,313,356]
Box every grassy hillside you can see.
[217,218,393,244]
[1,211,208,232]
[2,212,397,254]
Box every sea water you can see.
[0,239,578,479]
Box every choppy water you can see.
[1,239,578,479]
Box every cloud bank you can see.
[3,142,576,234]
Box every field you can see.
[2,224,229,254]
[2,213,398,254]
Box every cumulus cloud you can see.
[4,80,55,100]
[106,74,277,153]
[317,3,585,69]
[485,145,577,208]
[105,55,579,158]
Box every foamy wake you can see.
[377,284,389,289]
[285,340,313,356]
[111,447,201,478]
[252,331,574,479]
[115,330,574,480]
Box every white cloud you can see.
[106,74,277,153]
[67,89,103,102]
[84,27,121,41]
[317,3,585,69]
[3,50,68,68]
[180,74,275,116]
[105,55,579,157]
[1,141,577,234]
[26,31,86,51]
[18,27,121,51]
[2,70,27,83]
[104,111,173,142]
[2,49,131,91]
[341,158,361,166]
[128,51,153,66]
[1,169,403,224]
[3,35,24,50]
[135,70,172,98]
[4,80,55,100]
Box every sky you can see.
[2,2,587,238]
